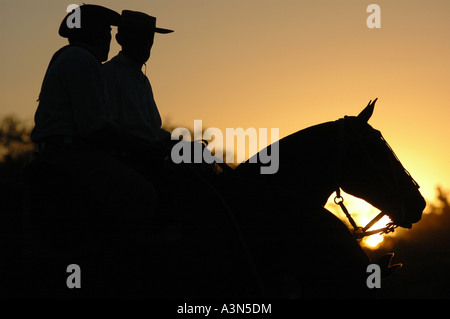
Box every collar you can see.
[116,51,145,77]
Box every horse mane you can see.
[279,121,337,151]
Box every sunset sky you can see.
[1,0,449,203]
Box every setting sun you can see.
[363,233,384,249]
[325,190,397,249]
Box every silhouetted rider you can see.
[103,11,173,165]
[104,11,173,145]
[30,5,159,247]
[103,11,221,181]
[102,10,188,198]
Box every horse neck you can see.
[289,155,336,207]
[279,122,338,207]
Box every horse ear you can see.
[357,98,377,123]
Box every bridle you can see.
[333,117,419,240]
[334,188,398,240]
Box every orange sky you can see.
[1,0,449,202]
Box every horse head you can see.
[335,99,426,229]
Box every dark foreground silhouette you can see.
[19,101,425,298]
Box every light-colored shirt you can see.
[102,51,170,144]
[31,46,110,142]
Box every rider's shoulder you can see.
[57,46,99,67]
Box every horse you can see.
[21,99,425,298]
[219,98,426,297]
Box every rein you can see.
[334,188,398,240]
[334,117,399,240]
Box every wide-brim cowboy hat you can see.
[119,10,174,37]
[59,4,121,38]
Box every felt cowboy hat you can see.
[58,4,121,38]
[119,10,174,37]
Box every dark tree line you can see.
[0,115,35,180]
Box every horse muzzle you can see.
[392,193,426,228]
